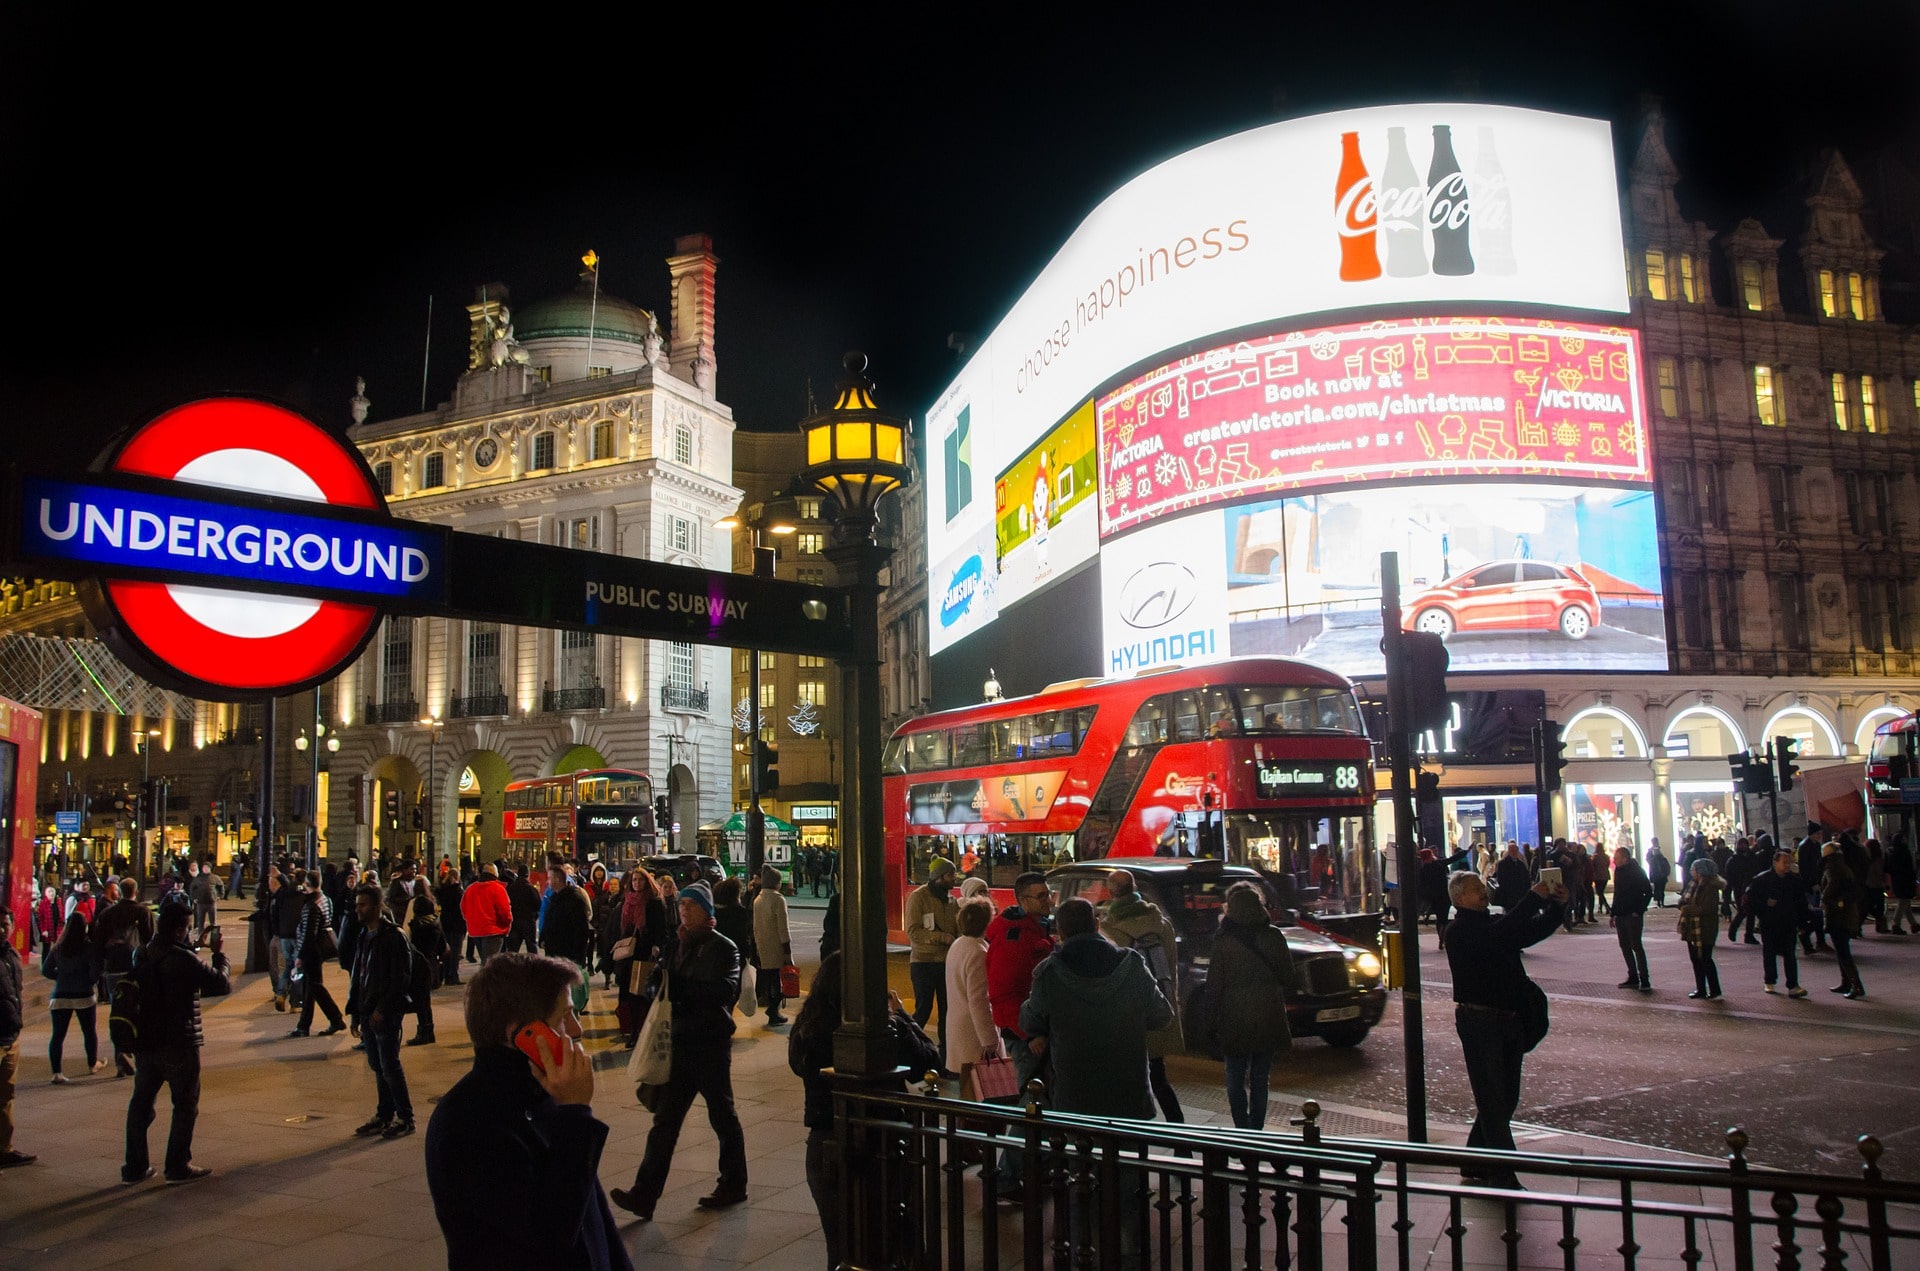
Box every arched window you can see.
[1561,707,1647,759]
[1663,707,1745,759]
[1762,707,1839,760]
[1853,706,1908,757]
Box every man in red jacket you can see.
[982,872,1055,1197]
[460,864,513,962]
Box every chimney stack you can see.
[666,234,719,393]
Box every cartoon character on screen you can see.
[1031,450,1054,579]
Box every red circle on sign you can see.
[94,397,387,697]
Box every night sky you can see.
[6,3,1916,473]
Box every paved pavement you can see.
[2,896,1914,1269]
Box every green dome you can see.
[513,281,656,346]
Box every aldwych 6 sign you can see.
[5,397,851,701]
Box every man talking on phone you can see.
[1444,870,1568,1191]
[426,952,631,1271]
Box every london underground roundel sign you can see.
[70,398,405,698]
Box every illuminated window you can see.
[674,425,693,465]
[668,516,699,555]
[1685,358,1710,416]
[1833,373,1851,430]
[796,680,827,707]
[797,497,822,520]
[563,517,596,551]
[1819,270,1838,318]
[531,431,555,470]
[1739,260,1765,311]
[591,419,614,460]
[1678,254,1698,303]
[760,681,776,709]
[797,654,827,669]
[735,650,748,674]
[1861,376,1879,432]
[1753,365,1779,426]
[1656,357,1680,417]
[587,365,612,379]
[760,651,776,671]
[796,531,825,555]
[533,366,552,384]
[1848,273,1867,321]
[374,462,393,496]
[423,453,445,488]
[1644,248,1668,300]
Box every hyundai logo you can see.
[1119,561,1196,630]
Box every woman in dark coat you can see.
[407,894,448,1045]
[712,877,756,1005]
[1677,857,1723,999]
[589,864,623,989]
[43,912,103,1081]
[1819,844,1866,998]
[614,870,666,1046]
[1196,883,1294,1131]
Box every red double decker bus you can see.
[502,768,657,867]
[1866,712,1918,837]
[881,657,1377,940]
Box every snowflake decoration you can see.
[787,700,821,736]
[732,697,755,733]
[1153,453,1180,486]
[1688,804,1732,842]
[1616,424,1640,455]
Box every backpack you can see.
[405,935,433,1014]
[108,944,169,1054]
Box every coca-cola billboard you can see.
[1098,316,1649,538]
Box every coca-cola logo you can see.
[1336,179,1376,239]
[1426,171,1470,230]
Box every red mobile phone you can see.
[514,1021,568,1070]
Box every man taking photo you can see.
[122,899,231,1183]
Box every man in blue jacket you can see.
[426,952,631,1271]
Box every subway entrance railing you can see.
[830,1080,1920,1271]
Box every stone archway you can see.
[552,744,609,776]
[367,752,423,868]
[448,748,513,867]
[667,763,697,855]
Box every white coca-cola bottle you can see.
[1381,126,1428,278]
[1472,125,1516,275]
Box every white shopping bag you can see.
[628,973,673,1088]
[738,961,759,1017]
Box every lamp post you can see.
[420,717,444,864]
[799,351,912,1079]
[292,690,339,872]
[715,487,799,881]
[133,727,160,880]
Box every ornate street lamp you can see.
[798,351,912,1078]
[292,696,339,872]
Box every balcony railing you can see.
[831,1083,1920,1271]
[364,698,420,725]
[448,692,509,719]
[660,682,710,713]
[542,683,606,713]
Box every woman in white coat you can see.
[943,899,1002,1073]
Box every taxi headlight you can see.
[1352,951,1382,981]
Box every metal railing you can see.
[363,698,420,725]
[542,683,606,713]
[830,1080,1920,1271]
[448,692,509,718]
[660,682,709,713]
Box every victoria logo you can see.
[1119,561,1196,630]
[940,554,985,628]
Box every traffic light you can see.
[1400,631,1451,734]
[1774,735,1801,792]
[383,787,401,830]
[139,779,158,823]
[410,805,425,831]
[653,795,670,831]
[755,740,780,791]
[1729,750,1774,796]
[1534,720,1569,793]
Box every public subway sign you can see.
[3,397,852,701]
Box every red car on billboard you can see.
[1401,560,1601,640]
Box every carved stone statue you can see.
[350,376,371,425]
[643,312,665,368]
[489,305,532,368]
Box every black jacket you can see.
[93,897,154,954]
[1744,868,1810,933]
[347,917,412,1025]
[791,1007,941,1129]
[540,884,593,964]
[508,876,541,937]
[140,936,233,1051]
[1724,848,1762,901]
[425,1047,633,1271]
[435,881,466,936]
[1611,860,1653,915]
[271,884,304,938]
[0,941,23,1045]
[42,943,103,999]
[714,902,755,966]
[1445,891,1562,1014]
[1492,855,1533,911]
[659,928,740,1049]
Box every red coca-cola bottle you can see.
[1336,131,1382,281]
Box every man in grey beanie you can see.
[751,866,792,1025]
